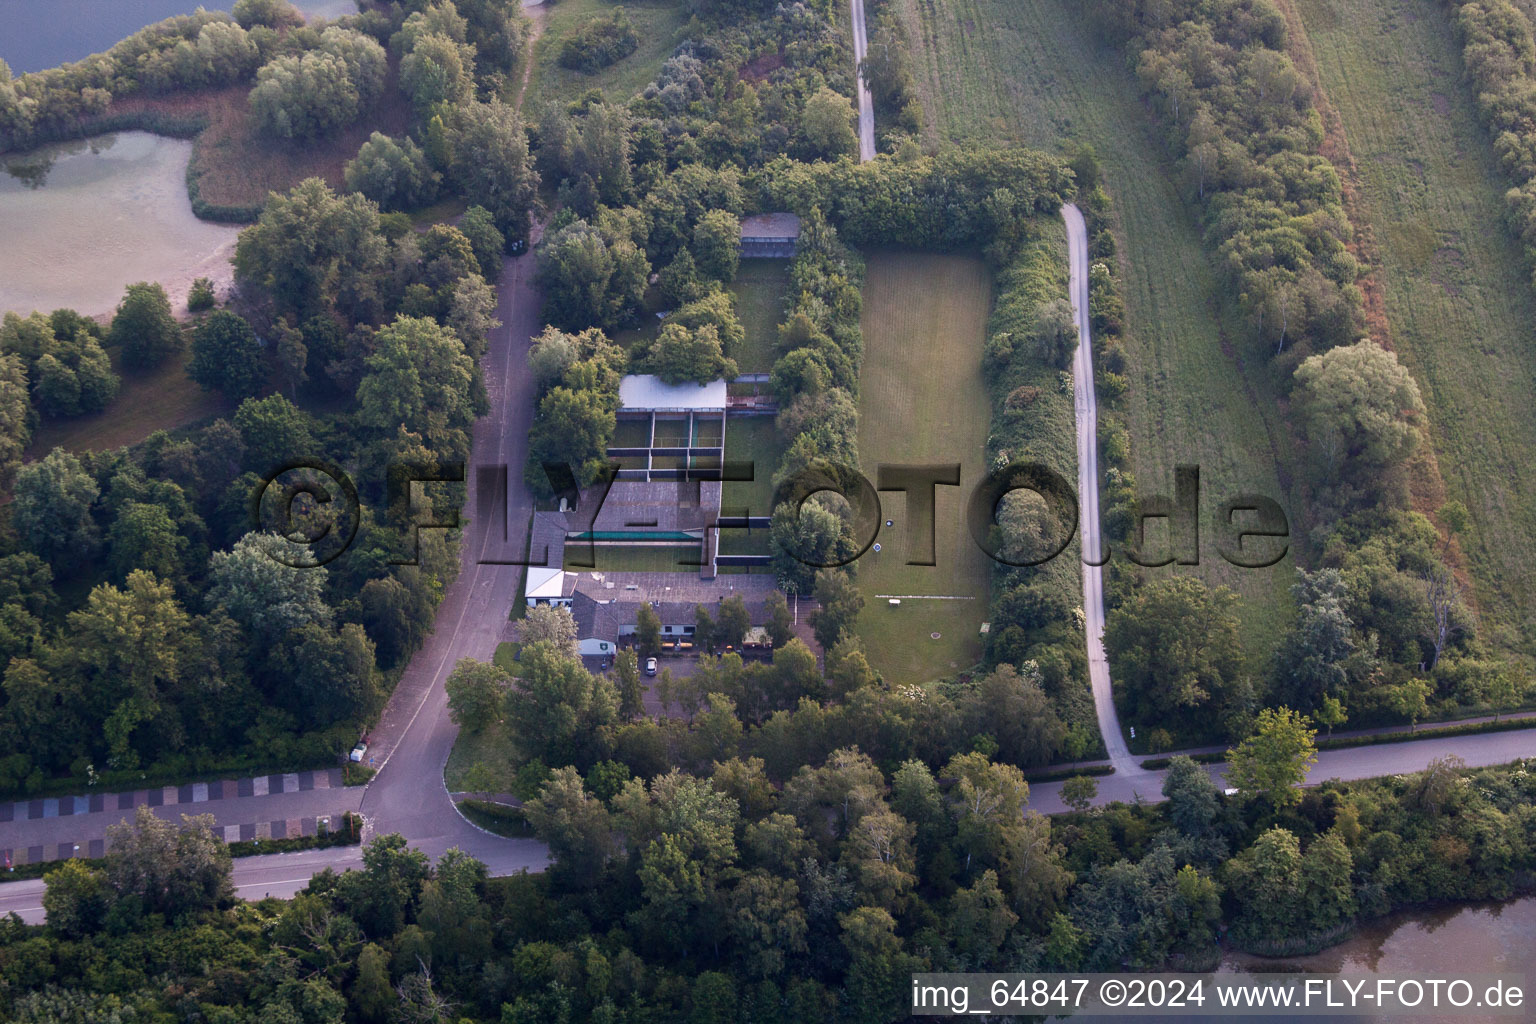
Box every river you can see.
[0,0,357,74]
[1217,897,1534,1022]
[0,131,240,317]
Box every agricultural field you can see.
[523,0,689,108]
[1290,0,1536,654]
[854,251,993,683]
[898,0,1297,660]
[727,259,790,373]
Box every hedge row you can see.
[1444,0,1536,290]
[1089,0,1366,357]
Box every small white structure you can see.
[618,375,728,413]
[525,566,575,607]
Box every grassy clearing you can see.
[444,718,519,792]
[722,414,780,518]
[898,0,1296,662]
[853,251,993,683]
[524,0,688,108]
[728,259,790,373]
[26,345,229,456]
[494,641,522,672]
[1289,0,1536,655]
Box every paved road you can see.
[1064,203,1145,781]
[1027,722,1536,814]
[354,232,551,872]
[849,0,875,161]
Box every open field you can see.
[1289,0,1536,654]
[524,0,688,107]
[728,259,790,373]
[899,0,1296,660]
[854,251,993,683]
[26,345,230,456]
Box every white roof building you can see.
[618,375,728,413]
[525,565,575,607]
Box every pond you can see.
[0,131,241,318]
[1219,897,1536,1022]
[0,1,358,74]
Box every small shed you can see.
[739,212,801,258]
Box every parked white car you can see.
[349,742,368,763]
[645,657,658,676]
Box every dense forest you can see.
[0,0,538,795]
[4,754,1532,1020]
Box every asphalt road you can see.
[355,233,552,872]
[850,0,875,162]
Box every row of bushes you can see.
[755,149,1073,257]
[976,210,1103,753]
[1444,0,1536,287]
[860,0,924,146]
[1141,710,1536,769]
[1089,0,1366,360]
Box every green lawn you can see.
[1292,0,1536,656]
[853,251,993,683]
[562,543,703,572]
[722,414,780,520]
[444,718,518,793]
[524,0,689,108]
[728,259,790,373]
[899,0,1296,661]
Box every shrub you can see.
[1004,384,1041,412]
[558,8,639,73]
[249,28,385,140]
[188,277,217,312]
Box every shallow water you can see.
[0,131,240,317]
[1218,897,1535,1022]
[0,1,357,74]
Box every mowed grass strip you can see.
[899,0,1296,660]
[722,413,780,520]
[855,251,993,683]
[562,543,703,572]
[728,259,790,373]
[525,0,688,107]
[1291,0,1536,654]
